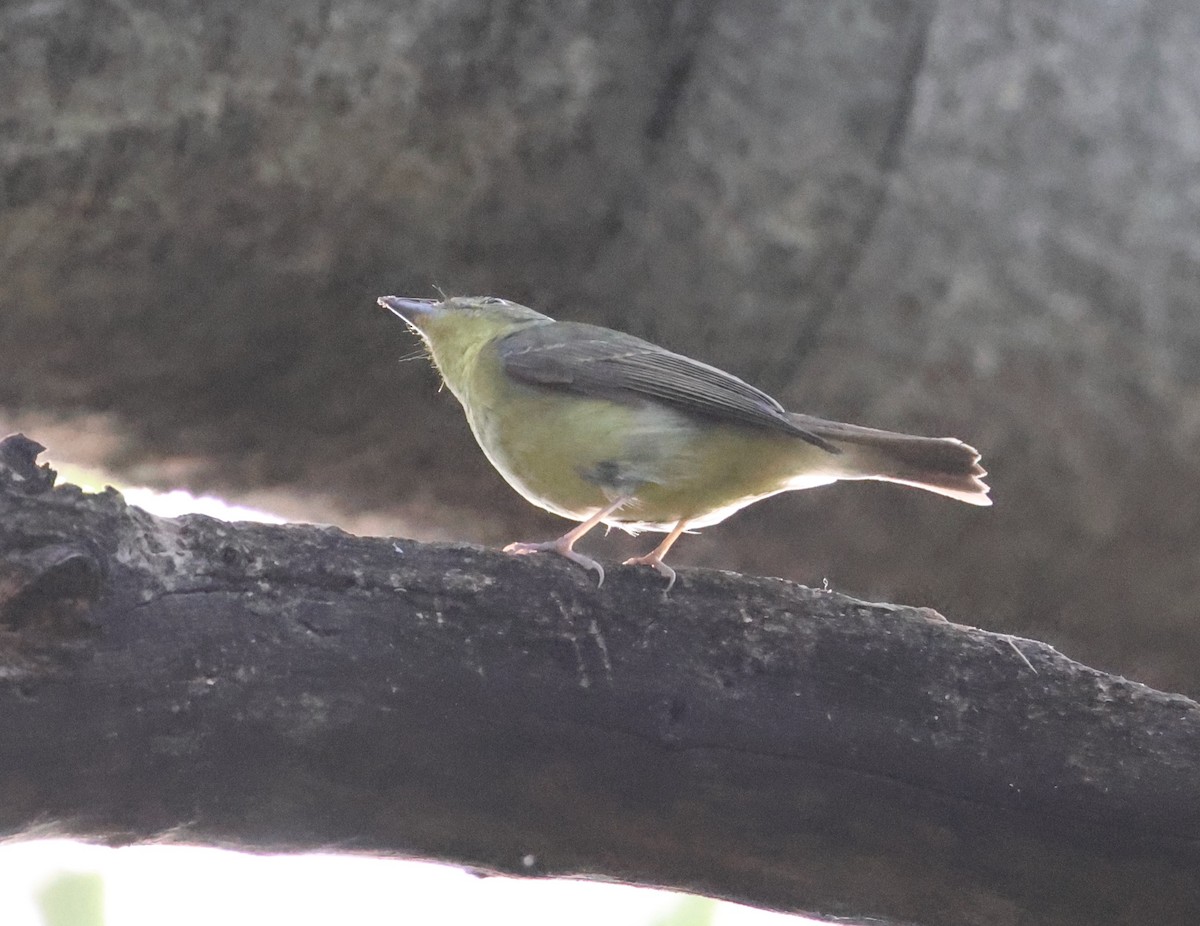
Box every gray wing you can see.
[497,322,839,453]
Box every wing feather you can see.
[497,322,839,453]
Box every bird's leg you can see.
[503,496,632,586]
[623,519,689,591]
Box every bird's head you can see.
[378,294,551,385]
[380,294,548,340]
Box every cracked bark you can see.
[641,0,718,146]
[1,432,1198,926]
[786,2,937,370]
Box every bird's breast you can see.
[452,351,835,530]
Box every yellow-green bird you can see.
[379,294,990,588]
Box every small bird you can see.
[379,295,990,588]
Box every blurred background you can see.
[2,0,1199,919]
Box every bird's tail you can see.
[789,414,992,506]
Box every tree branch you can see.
[1,434,1197,926]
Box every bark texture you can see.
[2,0,1199,696]
[3,434,1199,926]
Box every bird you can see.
[379,294,990,589]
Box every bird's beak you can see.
[378,296,444,329]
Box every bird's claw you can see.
[622,554,677,592]
[503,540,606,586]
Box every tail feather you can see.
[789,413,992,506]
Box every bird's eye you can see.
[479,296,507,305]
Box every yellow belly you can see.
[454,364,838,531]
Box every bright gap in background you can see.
[0,841,806,926]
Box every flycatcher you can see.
[379,295,990,588]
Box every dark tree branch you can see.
[1,433,1198,926]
